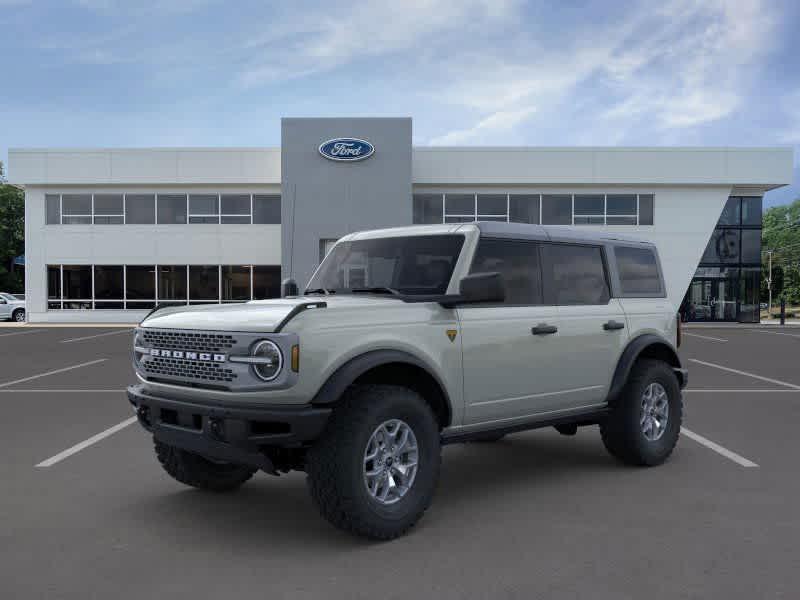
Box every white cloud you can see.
[429,107,536,145]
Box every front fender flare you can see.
[311,349,453,424]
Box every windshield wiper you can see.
[304,288,335,295]
[351,287,401,296]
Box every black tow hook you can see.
[208,417,225,441]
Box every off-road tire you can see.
[12,309,25,322]
[600,359,682,466]
[306,385,441,540]
[154,439,256,491]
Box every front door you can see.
[687,278,738,321]
[459,238,569,425]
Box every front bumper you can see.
[127,384,331,472]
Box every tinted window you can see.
[93,194,124,224]
[606,194,637,215]
[189,194,219,223]
[445,194,474,216]
[541,195,571,224]
[126,266,155,299]
[189,265,219,300]
[469,239,542,304]
[47,265,61,299]
[253,194,281,224]
[46,194,60,224]
[542,244,609,305]
[222,266,251,301]
[125,194,155,224]
[157,194,187,224]
[573,194,604,225]
[93,266,123,299]
[509,194,540,224]
[253,266,281,299]
[477,194,507,216]
[740,229,761,263]
[63,265,92,299]
[62,194,92,224]
[158,266,187,300]
[412,194,443,224]
[702,229,740,263]
[638,194,654,225]
[741,197,762,226]
[221,194,250,224]
[615,247,662,295]
[717,197,740,225]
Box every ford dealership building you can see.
[8,117,794,323]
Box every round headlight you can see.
[252,340,283,381]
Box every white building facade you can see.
[8,118,794,323]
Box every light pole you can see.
[767,250,773,319]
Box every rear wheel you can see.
[600,359,682,466]
[154,440,256,492]
[12,309,25,322]
[306,385,441,540]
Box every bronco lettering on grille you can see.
[149,349,227,362]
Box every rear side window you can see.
[469,239,542,304]
[615,246,663,295]
[541,243,610,305]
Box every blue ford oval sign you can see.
[318,138,375,162]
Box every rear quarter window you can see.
[615,246,663,295]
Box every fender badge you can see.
[446,329,458,342]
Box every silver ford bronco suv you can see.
[128,222,687,540]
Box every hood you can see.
[139,295,403,332]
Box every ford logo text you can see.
[318,138,375,162]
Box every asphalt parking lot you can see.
[2,325,799,599]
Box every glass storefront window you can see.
[702,229,740,263]
[739,267,761,323]
[741,197,762,226]
[717,197,741,225]
[740,229,761,264]
[686,267,739,321]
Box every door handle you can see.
[532,323,558,335]
[603,320,625,331]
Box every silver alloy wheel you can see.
[640,382,669,441]
[363,419,419,505]
[13,310,24,322]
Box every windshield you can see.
[307,235,465,296]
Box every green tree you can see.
[0,161,25,293]
[762,198,800,306]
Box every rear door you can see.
[540,243,629,408]
[459,238,567,425]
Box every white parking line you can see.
[684,389,800,393]
[60,329,132,343]
[682,427,758,467]
[35,416,138,468]
[0,359,107,388]
[689,358,800,390]
[0,389,125,393]
[0,329,44,338]
[747,329,800,339]
[682,332,728,342]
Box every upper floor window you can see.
[413,193,655,226]
[44,193,281,225]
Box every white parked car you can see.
[0,293,26,322]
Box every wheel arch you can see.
[311,349,453,428]
[607,334,683,402]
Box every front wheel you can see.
[306,385,441,540]
[12,309,25,322]
[600,359,682,466]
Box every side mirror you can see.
[281,278,299,298]
[457,272,505,304]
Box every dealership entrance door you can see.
[686,277,738,321]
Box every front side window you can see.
[307,235,464,296]
[541,243,610,305]
[469,238,542,304]
[615,246,663,295]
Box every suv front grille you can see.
[142,355,238,383]
[142,330,237,353]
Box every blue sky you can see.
[1,0,798,206]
